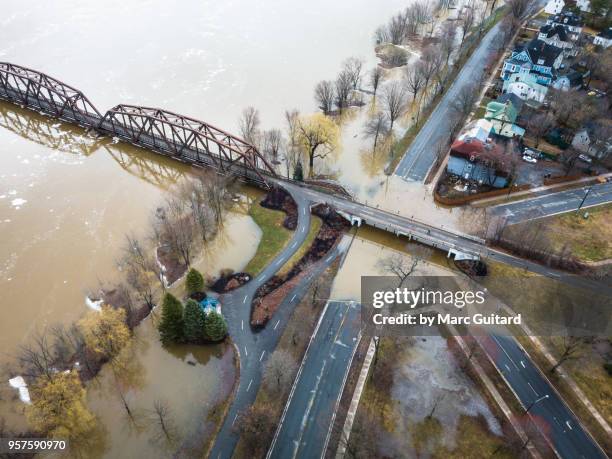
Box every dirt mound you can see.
[260,187,298,230]
[211,272,251,293]
[250,204,349,327]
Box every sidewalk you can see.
[470,173,612,207]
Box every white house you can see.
[458,119,493,143]
[502,66,549,102]
[552,71,583,91]
[545,0,564,14]
[576,0,590,12]
[546,12,583,38]
[594,28,612,48]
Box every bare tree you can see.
[238,106,260,146]
[262,128,284,164]
[439,21,457,65]
[335,70,353,112]
[377,251,423,288]
[234,405,276,456]
[381,81,407,132]
[154,197,197,267]
[527,113,554,148]
[419,45,443,90]
[337,411,381,459]
[404,64,425,101]
[314,80,335,115]
[149,400,176,444]
[369,66,384,96]
[17,331,55,381]
[121,235,158,310]
[283,109,301,178]
[363,112,390,150]
[460,2,476,45]
[550,336,588,373]
[508,0,531,20]
[386,11,410,44]
[262,349,297,393]
[451,83,479,120]
[343,57,364,90]
[560,148,582,176]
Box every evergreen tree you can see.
[185,268,205,294]
[293,161,304,181]
[183,299,206,343]
[204,311,228,342]
[158,293,184,344]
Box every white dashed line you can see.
[291,294,296,302]
[246,379,253,392]
[260,350,266,362]
[244,346,248,357]
[274,319,280,330]
[243,295,247,304]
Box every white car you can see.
[522,155,537,163]
[578,154,592,163]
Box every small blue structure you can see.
[199,297,220,315]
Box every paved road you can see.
[209,194,348,459]
[279,181,612,296]
[394,1,544,182]
[267,300,361,459]
[488,182,612,225]
[479,334,607,459]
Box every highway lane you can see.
[488,182,612,225]
[479,334,607,459]
[267,300,361,459]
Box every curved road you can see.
[209,186,346,459]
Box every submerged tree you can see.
[314,80,335,115]
[204,311,228,342]
[158,293,185,345]
[185,268,205,294]
[183,299,206,343]
[296,113,340,178]
[78,306,130,361]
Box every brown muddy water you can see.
[1,0,412,456]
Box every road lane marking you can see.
[492,336,520,370]
[260,350,266,362]
[520,360,526,368]
[232,414,238,426]
[291,294,297,302]
[274,319,280,330]
[247,379,253,392]
[527,382,538,396]
[243,295,247,304]
[244,346,248,357]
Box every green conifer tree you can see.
[185,268,205,294]
[158,293,185,344]
[183,299,206,343]
[204,311,228,342]
[293,161,304,181]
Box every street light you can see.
[526,394,549,413]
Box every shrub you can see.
[158,293,185,344]
[204,311,228,342]
[186,268,205,294]
[183,299,206,343]
[604,362,612,376]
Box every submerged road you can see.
[479,334,607,459]
[488,182,612,225]
[267,300,361,459]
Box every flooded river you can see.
[1,0,413,456]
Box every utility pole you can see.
[576,186,592,214]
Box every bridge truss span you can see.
[98,104,277,185]
[0,62,101,126]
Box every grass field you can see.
[244,204,293,276]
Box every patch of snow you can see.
[0,195,6,199]
[8,190,17,195]
[8,376,31,404]
[85,296,103,311]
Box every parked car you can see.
[578,154,592,163]
[522,155,537,163]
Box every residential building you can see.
[501,39,564,86]
[545,0,565,14]
[457,119,493,143]
[546,11,583,38]
[552,70,583,91]
[538,24,577,55]
[446,155,509,188]
[576,0,591,12]
[502,66,549,102]
[572,123,612,159]
[484,100,526,138]
[594,28,612,48]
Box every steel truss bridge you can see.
[0,62,277,187]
